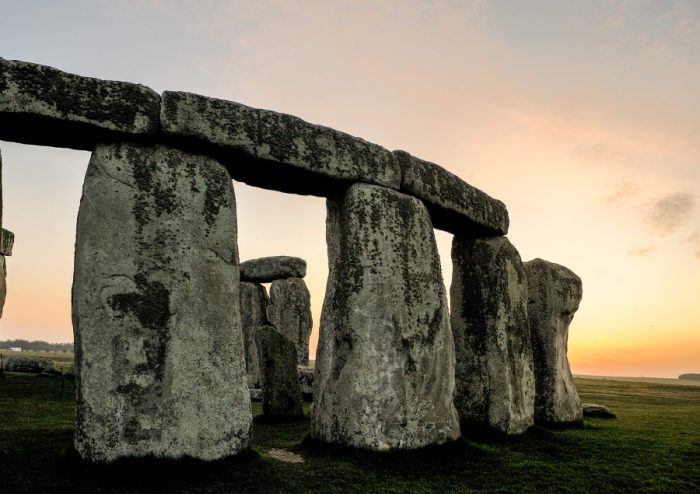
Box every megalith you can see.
[450,236,534,435]
[255,325,304,417]
[524,258,583,425]
[240,256,306,283]
[239,281,268,388]
[312,183,459,450]
[267,278,312,366]
[72,142,252,462]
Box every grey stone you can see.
[255,325,304,417]
[240,256,307,283]
[450,236,535,435]
[239,282,268,388]
[394,150,509,235]
[2,355,56,373]
[72,142,251,462]
[581,403,616,419]
[0,58,160,150]
[249,388,263,401]
[297,365,314,400]
[525,258,583,426]
[267,278,312,366]
[312,183,460,450]
[0,228,14,256]
[0,255,5,319]
[160,91,400,196]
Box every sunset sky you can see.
[1,1,698,378]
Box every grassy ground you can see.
[0,374,697,493]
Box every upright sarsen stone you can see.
[255,325,304,417]
[451,236,534,435]
[524,258,583,426]
[267,278,312,366]
[72,142,251,462]
[312,183,459,450]
[239,282,268,388]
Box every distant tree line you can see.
[678,373,700,381]
[0,339,74,352]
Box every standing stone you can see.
[267,278,312,366]
[0,148,4,318]
[239,282,268,388]
[525,259,583,426]
[450,236,535,435]
[72,142,251,462]
[312,183,459,450]
[255,325,304,417]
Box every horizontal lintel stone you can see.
[0,58,160,150]
[394,150,509,235]
[240,256,306,283]
[160,91,401,196]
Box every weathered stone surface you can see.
[267,278,312,366]
[394,150,509,235]
[0,228,14,256]
[525,258,583,426]
[239,282,268,388]
[160,91,400,196]
[0,58,160,150]
[0,255,5,319]
[249,388,263,401]
[255,325,304,417]
[297,365,314,400]
[450,236,535,435]
[72,142,251,462]
[582,403,616,419]
[312,183,459,450]
[2,355,55,373]
[240,256,307,283]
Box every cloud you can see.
[627,246,655,257]
[603,181,638,206]
[644,192,695,234]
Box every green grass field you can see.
[0,372,697,493]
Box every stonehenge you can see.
[450,236,535,435]
[311,183,460,450]
[0,57,586,460]
[525,259,583,425]
[0,146,13,318]
[255,325,304,417]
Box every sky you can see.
[0,0,698,378]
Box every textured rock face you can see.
[160,91,400,196]
[267,278,312,366]
[0,58,160,150]
[72,142,251,462]
[239,282,268,388]
[581,403,616,419]
[394,151,509,236]
[240,256,306,283]
[255,325,304,417]
[525,258,583,425]
[2,355,56,373]
[312,183,459,450]
[451,236,535,435]
[297,365,314,400]
[0,228,14,255]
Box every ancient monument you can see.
[0,147,15,318]
[0,57,584,461]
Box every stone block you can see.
[160,91,400,196]
[72,142,251,462]
[394,150,509,235]
[312,183,459,450]
[0,58,160,150]
[451,236,534,434]
[0,228,14,256]
[525,258,583,426]
[239,282,268,388]
[255,325,304,417]
[267,278,312,366]
[239,256,306,283]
